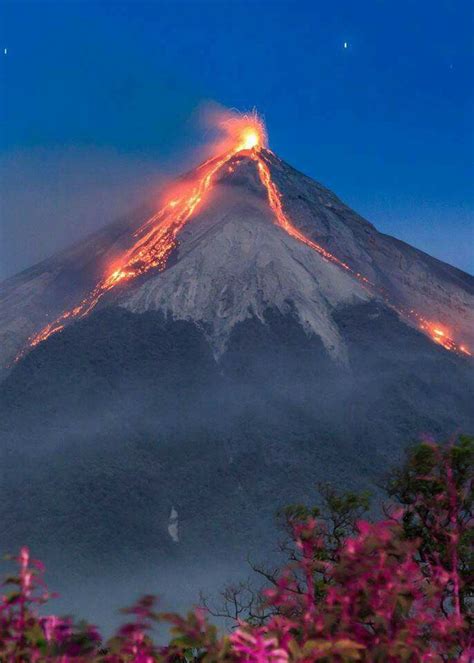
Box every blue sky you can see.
[1,0,473,276]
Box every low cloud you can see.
[0,146,169,280]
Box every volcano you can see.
[0,117,473,628]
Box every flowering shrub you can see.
[0,547,101,660]
[1,439,472,661]
[260,517,469,661]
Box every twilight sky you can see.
[1,0,473,278]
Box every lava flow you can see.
[250,150,471,357]
[18,111,471,361]
[18,114,268,359]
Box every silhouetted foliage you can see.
[1,437,472,661]
[386,435,473,618]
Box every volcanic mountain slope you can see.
[119,154,474,356]
[0,144,473,630]
[0,149,472,373]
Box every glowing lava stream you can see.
[18,116,471,360]
[251,150,471,357]
[18,119,267,359]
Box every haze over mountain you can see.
[0,122,473,629]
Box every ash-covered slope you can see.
[0,148,473,630]
[0,149,473,372]
[0,204,153,376]
[266,153,473,349]
[119,160,370,361]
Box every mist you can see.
[2,301,472,632]
[0,103,250,282]
[0,146,171,281]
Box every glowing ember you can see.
[417,320,471,355]
[212,109,267,154]
[253,154,353,273]
[16,112,267,360]
[251,152,470,356]
[16,111,471,361]
[240,128,261,150]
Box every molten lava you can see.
[18,113,267,358]
[240,128,261,150]
[253,155,352,273]
[417,320,471,356]
[18,111,471,361]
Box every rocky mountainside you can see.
[0,148,473,630]
[1,150,473,372]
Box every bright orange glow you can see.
[416,320,471,355]
[240,128,260,150]
[16,111,471,362]
[253,155,353,273]
[208,108,267,156]
[250,150,471,358]
[16,111,267,361]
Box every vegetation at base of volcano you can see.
[1,436,472,661]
